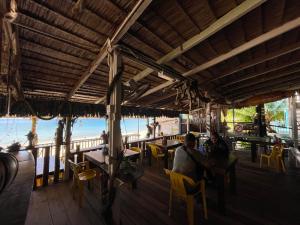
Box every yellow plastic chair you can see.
[130,147,141,153]
[277,145,286,172]
[176,135,185,143]
[68,160,97,207]
[164,169,208,225]
[148,144,165,168]
[260,145,282,169]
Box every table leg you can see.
[164,147,168,169]
[101,173,109,203]
[147,148,152,166]
[229,165,237,194]
[216,174,225,214]
[251,143,257,162]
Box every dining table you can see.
[146,139,182,168]
[84,149,142,199]
[200,153,238,214]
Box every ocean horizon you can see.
[0,117,149,148]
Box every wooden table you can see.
[231,135,275,162]
[147,140,182,168]
[84,149,141,198]
[201,153,238,214]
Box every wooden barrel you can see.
[0,152,19,193]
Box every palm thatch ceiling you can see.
[0,0,300,112]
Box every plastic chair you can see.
[130,147,141,153]
[164,169,208,225]
[277,145,286,172]
[176,135,185,143]
[148,144,164,168]
[68,160,97,207]
[260,145,282,169]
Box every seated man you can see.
[173,133,204,183]
[205,131,229,159]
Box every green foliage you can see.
[221,99,288,130]
[222,107,256,123]
[265,99,287,123]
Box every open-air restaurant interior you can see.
[1,0,300,225]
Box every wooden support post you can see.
[256,104,267,137]
[153,117,156,138]
[31,116,38,146]
[108,48,122,175]
[32,147,37,190]
[54,120,64,183]
[291,96,298,148]
[216,106,221,133]
[43,146,50,187]
[206,103,211,137]
[107,47,122,225]
[64,116,72,181]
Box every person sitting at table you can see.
[205,131,229,159]
[173,133,204,193]
[101,130,109,144]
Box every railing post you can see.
[43,146,50,187]
[31,147,38,190]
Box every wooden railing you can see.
[32,134,179,188]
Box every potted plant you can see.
[7,142,21,152]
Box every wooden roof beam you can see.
[94,0,264,104]
[230,73,300,100]
[66,0,152,100]
[205,41,300,84]
[127,0,265,84]
[221,59,300,90]
[232,81,300,103]
[141,16,300,99]
[225,66,300,97]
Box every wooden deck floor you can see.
[25,151,300,225]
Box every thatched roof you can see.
[1,0,300,116]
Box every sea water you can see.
[0,117,148,148]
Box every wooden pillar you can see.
[54,120,64,183]
[291,96,298,148]
[43,146,50,187]
[216,106,221,133]
[31,116,38,146]
[64,116,72,181]
[206,103,211,137]
[107,47,122,225]
[153,117,156,138]
[107,48,122,178]
[256,104,266,137]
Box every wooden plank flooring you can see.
[25,151,300,225]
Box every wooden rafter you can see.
[66,0,152,100]
[140,16,300,99]
[225,66,300,96]
[127,0,265,83]
[205,41,300,84]
[94,0,265,104]
[230,73,300,100]
[221,59,300,89]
